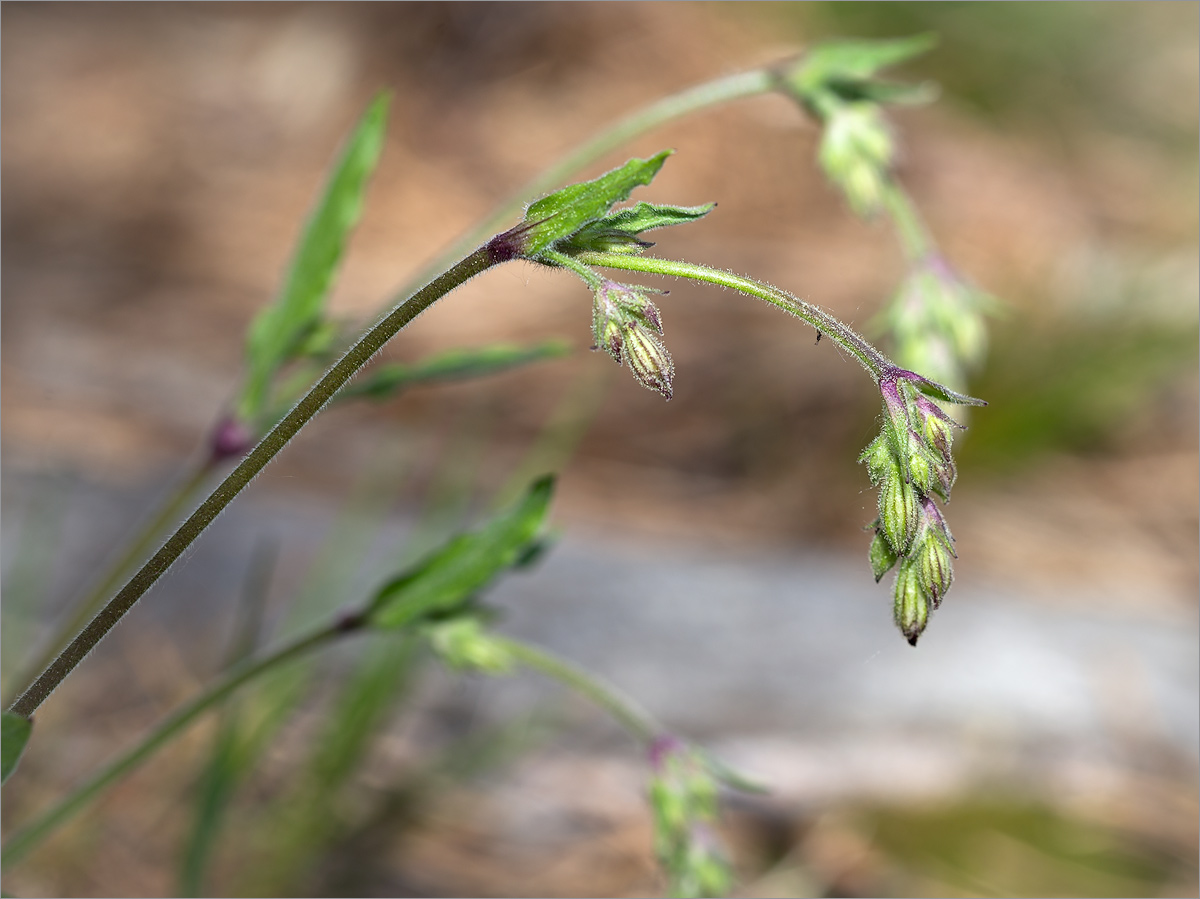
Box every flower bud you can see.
[859,433,900,486]
[893,560,928,646]
[210,414,255,463]
[879,473,919,554]
[624,324,674,399]
[913,529,954,609]
[913,395,960,465]
[592,290,625,362]
[818,102,894,217]
[869,528,899,582]
[427,617,513,674]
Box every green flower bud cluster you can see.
[593,279,675,399]
[861,375,963,645]
[776,35,937,218]
[425,616,514,674]
[817,101,895,217]
[879,253,992,391]
[647,737,731,899]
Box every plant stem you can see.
[574,251,893,379]
[395,68,776,300]
[7,242,510,721]
[495,636,659,744]
[4,461,215,707]
[1,620,344,867]
[881,178,933,262]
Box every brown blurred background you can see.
[2,3,1197,897]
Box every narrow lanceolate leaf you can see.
[563,201,715,254]
[338,340,570,402]
[368,476,555,629]
[520,152,672,258]
[237,92,391,422]
[785,34,938,97]
[2,711,33,785]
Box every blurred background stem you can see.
[1,618,345,868]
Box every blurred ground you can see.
[2,3,1197,897]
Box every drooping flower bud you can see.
[913,528,954,610]
[647,737,731,899]
[818,101,894,217]
[427,617,513,674]
[592,287,625,362]
[869,527,899,582]
[893,560,928,646]
[913,394,961,466]
[591,280,675,399]
[210,414,255,463]
[624,324,675,399]
[878,473,919,554]
[859,433,900,486]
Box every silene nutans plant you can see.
[2,34,992,898]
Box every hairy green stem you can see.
[1,620,344,867]
[395,69,775,301]
[495,637,659,744]
[7,242,510,720]
[5,461,215,707]
[575,251,892,379]
[881,178,933,262]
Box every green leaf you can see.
[562,201,715,254]
[786,34,937,100]
[237,92,390,423]
[338,339,570,403]
[520,152,673,258]
[904,373,987,407]
[843,78,939,107]
[368,476,556,629]
[2,711,32,785]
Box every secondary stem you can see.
[574,251,892,379]
[881,178,933,262]
[1,620,343,867]
[5,460,215,706]
[7,241,511,721]
[394,68,775,301]
[496,637,659,744]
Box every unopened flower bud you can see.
[919,494,956,553]
[592,291,625,363]
[210,414,255,463]
[913,395,961,465]
[624,324,674,399]
[893,560,928,646]
[869,528,899,582]
[859,433,900,486]
[818,102,894,217]
[879,473,919,554]
[427,617,513,674]
[638,297,664,335]
[913,529,954,609]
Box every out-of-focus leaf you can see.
[786,34,937,96]
[563,201,714,255]
[237,92,390,422]
[178,540,277,897]
[368,476,555,629]
[520,152,672,258]
[833,78,939,106]
[339,340,570,403]
[2,711,32,785]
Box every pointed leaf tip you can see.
[2,711,33,785]
[521,152,675,258]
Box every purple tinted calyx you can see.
[210,414,254,462]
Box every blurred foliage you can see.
[957,316,1197,473]
[770,2,1198,149]
[853,798,1196,897]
